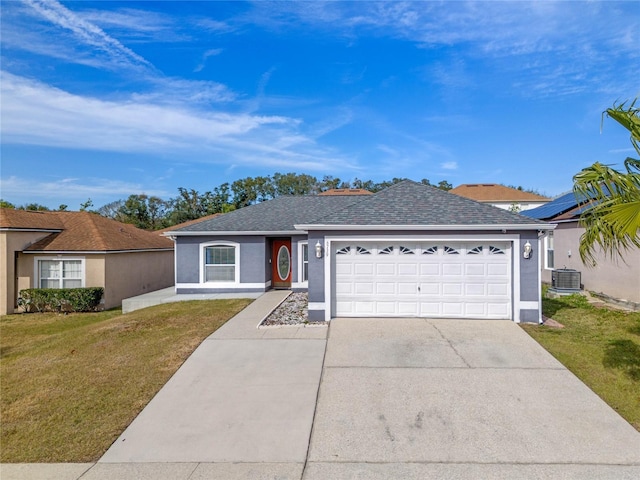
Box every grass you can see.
[521,290,640,431]
[0,298,253,463]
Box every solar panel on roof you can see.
[521,191,578,219]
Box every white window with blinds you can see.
[36,258,85,289]
[202,242,239,283]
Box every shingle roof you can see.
[318,188,373,196]
[158,213,223,233]
[170,195,365,233]
[304,180,545,226]
[1,209,173,251]
[0,208,64,230]
[170,180,546,234]
[450,184,550,202]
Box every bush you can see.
[18,288,104,313]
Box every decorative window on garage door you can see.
[468,246,483,255]
[399,246,415,255]
[379,246,394,255]
[336,246,351,255]
[422,246,438,255]
[489,246,505,255]
[444,246,460,255]
[356,246,371,255]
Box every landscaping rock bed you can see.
[261,292,324,326]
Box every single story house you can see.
[523,192,640,305]
[450,184,550,211]
[0,209,175,314]
[165,180,553,323]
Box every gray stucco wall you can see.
[175,235,267,285]
[518,230,540,303]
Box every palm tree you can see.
[573,99,640,266]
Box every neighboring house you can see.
[165,180,552,323]
[451,184,550,211]
[523,192,640,305]
[0,209,175,314]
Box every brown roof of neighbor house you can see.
[318,188,373,196]
[158,213,223,233]
[0,208,65,230]
[0,209,173,252]
[450,184,550,202]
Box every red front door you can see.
[272,239,292,289]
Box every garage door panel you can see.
[442,264,463,276]
[488,283,509,295]
[464,303,487,316]
[376,282,395,294]
[398,282,417,295]
[354,282,374,294]
[488,264,508,275]
[465,264,486,276]
[376,263,395,275]
[465,283,486,296]
[398,302,419,315]
[419,264,439,275]
[442,303,464,316]
[334,241,511,319]
[376,302,396,314]
[421,283,440,295]
[354,263,374,275]
[442,283,463,295]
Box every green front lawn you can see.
[522,292,640,431]
[0,299,253,463]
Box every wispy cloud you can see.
[0,175,169,202]
[194,48,224,73]
[1,72,355,172]
[21,0,153,72]
[440,161,459,171]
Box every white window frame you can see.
[544,232,554,270]
[297,241,309,286]
[34,257,86,289]
[200,241,240,285]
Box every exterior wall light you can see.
[523,241,532,259]
[315,240,323,258]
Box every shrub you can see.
[18,288,104,313]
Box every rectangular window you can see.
[302,243,309,282]
[204,246,236,282]
[38,259,83,289]
[546,232,555,269]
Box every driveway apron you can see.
[304,318,640,480]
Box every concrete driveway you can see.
[304,318,640,479]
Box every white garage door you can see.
[334,242,511,319]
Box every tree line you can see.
[0,174,453,231]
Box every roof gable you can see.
[450,184,550,202]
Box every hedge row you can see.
[18,287,104,313]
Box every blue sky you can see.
[1,1,639,210]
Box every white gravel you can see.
[261,292,325,326]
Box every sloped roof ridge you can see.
[303,179,544,226]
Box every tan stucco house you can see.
[451,184,550,212]
[523,193,640,306]
[0,209,174,315]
